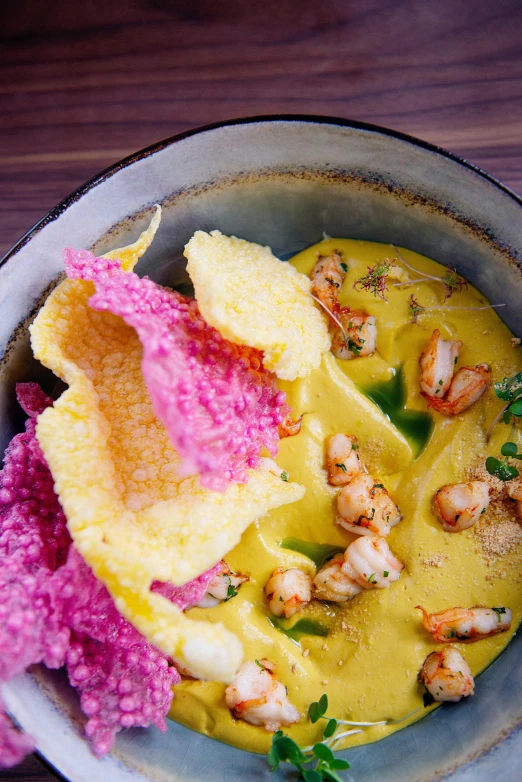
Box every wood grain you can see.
[1,0,522,778]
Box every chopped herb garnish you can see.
[438,379,444,386]
[255,659,266,670]
[492,607,507,622]
[367,573,377,584]
[383,571,389,577]
[335,463,347,472]
[373,483,384,489]
[345,337,363,355]
[225,583,239,601]
[281,471,289,482]
[340,262,348,273]
[423,691,435,707]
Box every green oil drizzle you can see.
[360,366,433,458]
[279,538,345,568]
[268,616,329,644]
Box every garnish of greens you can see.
[267,694,419,781]
[408,294,506,326]
[350,250,505,324]
[352,249,468,302]
[485,372,522,478]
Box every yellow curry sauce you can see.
[168,239,522,753]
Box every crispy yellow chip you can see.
[30,213,304,682]
[102,203,161,271]
[184,231,331,381]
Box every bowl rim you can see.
[3,113,522,782]
[2,112,522,272]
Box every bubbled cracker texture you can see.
[63,248,288,491]
[29,217,305,682]
[0,384,192,764]
[0,695,35,770]
[184,231,331,380]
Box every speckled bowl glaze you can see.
[1,116,522,782]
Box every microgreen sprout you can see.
[485,372,522,478]
[308,293,350,343]
[353,259,397,300]
[392,247,467,300]
[267,693,420,780]
[408,294,505,326]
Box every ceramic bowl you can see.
[1,116,521,782]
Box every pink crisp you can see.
[1,385,221,766]
[64,249,289,491]
[0,695,35,770]
[151,561,222,610]
[55,548,180,757]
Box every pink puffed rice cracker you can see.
[64,249,289,492]
[1,384,233,766]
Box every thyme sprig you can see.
[485,372,522,478]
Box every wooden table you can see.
[2,0,522,778]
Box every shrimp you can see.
[419,329,462,399]
[418,646,474,702]
[264,567,312,618]
[434,481,490,532]
[278,414,303,439]
[336,472,402,537]
[325,433,362,486]
[331,308,377,360]
[312,553,363,602]
[225,659,300,731]
[310,251,347,313]
[426,364,492,416]
[506,477,522,518]
[196,561,249,608]
[416,605,512,642]
[344,535,404,589]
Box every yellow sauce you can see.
[168,239,522,754]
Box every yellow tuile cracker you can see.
[30,211,304,682]
[184,230,331,381]
[102,203,162,271]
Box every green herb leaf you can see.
[509,398,522,417]
[225,583,239,601]
[501,441,519,457]
[321,769,347,782]
[492,606,507,622]
[323,718,338,739]
[485,456,519,481]
[340,262,348,273]
[330,759,350,770]
[383,571,389,578]
[373,483,384,489]
[271,735,307,765]
[281,471,289,482]
[494,372,522,402]
[313,743,335,763]
[335,463,347,472]
[423,691,435,707]
[309,694,328,723]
